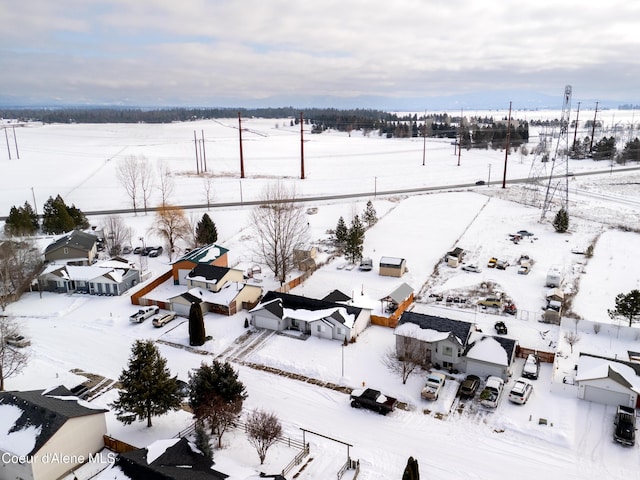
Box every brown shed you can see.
[379,256,407,277]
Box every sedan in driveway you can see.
[508,378,533,405]
[522,354,540,380]
[458,375,481,399]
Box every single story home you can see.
[116,437,228,480]
[38,258,141,296]
[379,256,407,277]
[171,244,229,285]
[575,353,640,408]
[0,386,107,480]
[169,282,262,317]
[250,291,371,342]
[44,230,98,266]
[463,333,517,380]
[394,311,472,371]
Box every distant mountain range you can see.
[0,90,627,112]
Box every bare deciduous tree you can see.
[116,156,142,214]
[152,205,191,261]
[564,331,581,354]
[102,216,132,257]
[245,409,282,464]
[250,182,309,284]
[0,240,42,312]
[0,317,30,390]
[157,160,175,208]
[203,177,214,210]
[139,156,154,214]
[381,345,425,384]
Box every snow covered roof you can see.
[258,291,366,324]
[576,354,640,393]
[44,230,97,255]
[397,311,472,347]
[46,264,131,283]
[171,283,247,306]
[0,387,107,456]
[464,334,510,366]
[379,256,405,267]
[173,244,229,265]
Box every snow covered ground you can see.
[1,110,640,479]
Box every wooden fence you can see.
[370,293,414,328]
[515,345,555,364]
[103,435,138,453]
[130,269,173,306]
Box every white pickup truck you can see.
[421,372,447,401]
[480,376,505,408]
[129,306,159,323]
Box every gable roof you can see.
[397,311,473,347]
[173,244,229,265]
[187,264,232,282]
[44,230,97,255]
[0,387,107,456]
[117,437,228,480]
[381,282,414,304]
[260,290,364,318]
[464,334,517,366]
[322,289,352,303]
[576,353,640,393]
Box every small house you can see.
[463,333,517,380]
[379,256,407,277]
[171,244,229,285]
[0,386,107,480]
[44,230,98,266]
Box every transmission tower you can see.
[540,85,572,221]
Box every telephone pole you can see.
[422,110,427,166]
[238,111,245,179]
[300,111,305,180]
[502,101,512,189]
[589,102,599,154]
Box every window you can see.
[443,346,453,356]
[317,325,322,332]
[337,328,343,335]
[63,247,68,255]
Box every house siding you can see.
[577,377,637,407]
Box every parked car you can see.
[148,246,163,258]
[133,246,143,254]
[475,180,486,186]
[480,376,505,408]
[462,264,481,273]
[517,263,531,275]
[350,388,397,415]
[458,375,481,399]
[152,311,177,328]
[122,245,133,254]
[487,257,498,268]
[508,378,533,405]
[614,405,637,446]
[5,334,31,348]
[478,297,503,308]
[503,303,517,315]
[522,354,540,380]
[495,259,509,270]
[517,230,534,237]
[494,321,508,335]
[129,306,160,323]
[359,258,373,271]
[421,372,447,401]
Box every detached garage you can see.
[575,354,640,408]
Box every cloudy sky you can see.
[1,1,639,109]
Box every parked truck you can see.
[480,376,505,408]
[350,388,398,415]
[129,305,159,323]
[421,372,447,401]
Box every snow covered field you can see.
[1,110,640,479]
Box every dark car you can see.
[133,246,143,254]
[475,180,486,186]
[459,375,481,398]
[494,321,507,335]
[149,246,163,257]
[614,405,636,446]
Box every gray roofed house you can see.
[0,387,108,480]
[43,230,98,266]
[171,244,230,285]
[462,333,518,380]
[117,437,228,480]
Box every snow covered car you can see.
[614,405,636,446]
[421,372,446,401]
[5,334,31,348]
[522,354,540,380]
[508,378,533,405]
[462,264,481,273]
[480,376,504,408]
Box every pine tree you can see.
[552,208,569,233]
[344,215,365,264]
[402,456,420,480]
[110,340,182,427]
[189,302,206,346]
[41,195,89,234]
[195,213,218,246]
[189,360,247,448]
[335,216,348,245]
[194,423,214,461]
[67,204,89,230]
[362,200,378,227]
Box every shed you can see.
[379,256,407,277]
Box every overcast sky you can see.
[1,1,639,109]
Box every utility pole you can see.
[201,130,207,173]
[300,111,305,180]
[31,187,38,217]
[502,101,512,189]
[457,109,462,166]
[238,111,245,179]
[4,128,11,160]
[422,110,427,166]
[572,101,581,148]
[589,102,598,154]
[193,130,200,174]
[12,126,19,159]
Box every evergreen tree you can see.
[344,215,365,264]
[591,136,616,161]
[41,195,79,234]
[608,290,640,327]
[335,216,348,245]
[110,340,182,428]
[619,137,640,164]
[362,200,378,227]
[4,202,39,236]
[189,360,247,448]
[402,456,420,480]
[552,208,569,233]
[67,204,90,230]
[195,213,218,246]
[189,302,206,346]
[194,423,214,461]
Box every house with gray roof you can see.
[251,291,371,342]
[463,332,517,380]
[44,230,98,266]
[171,244,229,285]
[0,386,107,480]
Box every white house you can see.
[0,386,107,480]
[575,353,640,408]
